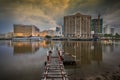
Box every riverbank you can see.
[66,64,120,80]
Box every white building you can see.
[55,26,63,37]
[6,32,13,38]
[0,32,13,39]
[104,26,115,35]
[104,25,120,35]
[47,30,55,37]
[0,34,7,39]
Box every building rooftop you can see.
[64,12,91,18]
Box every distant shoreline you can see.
[0,38,12,40]
[0,38,120,41]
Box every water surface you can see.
[0,40,120,80]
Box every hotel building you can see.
[13,24,40,37]
[64,13,91,38]
[91,14,103,34]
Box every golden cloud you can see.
[10,0,70,30]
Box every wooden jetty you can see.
[41,50,69,80]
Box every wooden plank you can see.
[41,50,69,80]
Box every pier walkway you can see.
[41,50,69,80]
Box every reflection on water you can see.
[0,40,52,80]
[61,41,120,80]
[0,40,53,55]
[62,41,102,65]
[10,40,51,54]
[13,42,39,54]
[0,40,120,80]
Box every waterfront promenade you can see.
[41,49,68,80]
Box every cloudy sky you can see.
[0,0,120,33]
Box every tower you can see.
[97,14,100,34]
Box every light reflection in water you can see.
[0,40,120,80]
[10,40,51,54]
[13,42,39,54]
[62,41,102,65]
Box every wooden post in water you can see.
[60,50,63,61]
[47,51,49,62]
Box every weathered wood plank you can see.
[41,50,69,80]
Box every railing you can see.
[41,50,68,80]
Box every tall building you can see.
[111,27,115,35]
[13,24,40,37]
[64,13,91,38]
[104,25,115,35]
[91,15,103,34]
[104,24,120,35]
[55,26,62,36]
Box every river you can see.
[0,40,120,80]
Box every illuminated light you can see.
[15,33,24,36]
[91,45,94,50]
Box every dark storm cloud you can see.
[0,0,120,33]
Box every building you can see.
[55,26,63,37]
[39,30,55,37]
[64,13,91,38]
[6,32,13,38]
[0,34,7,39]
[104,25,110,34]
[0,32,13,39]
[111,27,115,35]
[39,31,48,37]
[104,25,115,35]
[47,30,55,37]
[104,24,120,35]
[91,15,103,34]
[13,24,40,37]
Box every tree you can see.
[104,34,113,37]
[115,33,120,38]
[45,35,52,39]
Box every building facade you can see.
[91,14,103,35]
[0,32,13,39]
[39,30,55,37]
[55,26,63,37]
[64,13,91,38]
[14,24,40,37]
[104,25,115,35]
[91,19,103,34]
[6,32,13,38]
[0,34,7,39]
